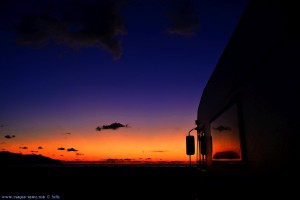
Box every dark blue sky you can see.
[0,0,249,162]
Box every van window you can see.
[210,103,242,161]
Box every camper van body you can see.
[196,0,299,176]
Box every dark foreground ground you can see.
[0,165,296,200]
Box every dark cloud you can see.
[150,150,168,153]
[0,124,7,128]
[76,153,84,156]
[12,0,127,60]
[96,122,128,131]
[19,146,28,149]
[65,132,71,135]
[1,0,202,62]
[38,146,43,149]
[30,150,38,153]
[4,135,15,139]
[57,147,65,150]
[104,158,131,163]
[67,148,78,152]
[213,125,232,132]
[105,158,118,163]
[165,0,200,36]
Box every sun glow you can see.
[1,126,190,164]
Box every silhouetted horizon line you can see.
[1,150,194,167]
[61,160,192,165]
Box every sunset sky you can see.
[0,0,249,163]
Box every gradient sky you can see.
[0,0,249,163]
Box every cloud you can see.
[67,148,78,152]
[19,146,28,149]
[76,153,84,156]
[104,158,133,163]
[1,0,202,62]
[4,135,15,139]
[0,124,7,128]
[57,147,65,151]
[13,0,127,60]
[150,150,168,153]
[96,122,128,131]
[165,0,200,36]
[38,146,43,149]
[105,158,118,163]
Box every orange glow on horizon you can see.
[1,126,194,163]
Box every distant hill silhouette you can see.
[0,151,62,166]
